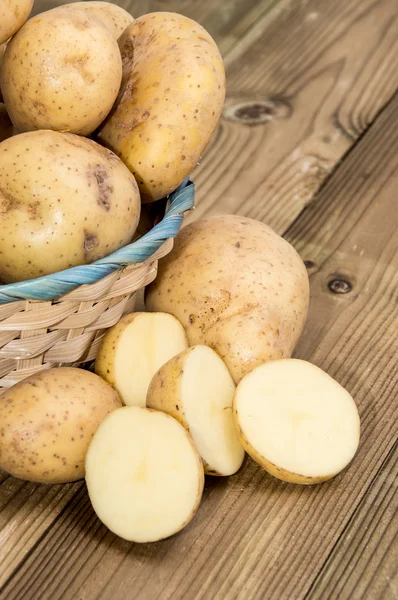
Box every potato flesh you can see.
[180,346,244,475]
[85,406,204,543]
[114,313,188,407]
[234,359,360,482]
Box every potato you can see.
[233,359,361,484]
[0,130,140,283]
[0,41,8,103]
[0,103,16,143]
[0,367,122,484]
[98,12,226,202]
[0,0,34,45]
[146,215,310,383]
[0,8,122,135]
[86,406,204,542]
[60,2,134,39]
[95,312,188,407]
[147,345,245,476]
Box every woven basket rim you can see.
[0,178,194,304]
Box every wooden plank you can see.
[189,0,398,232]
[0,471,80,587]
[1,88,397,600]
[307,440,398,600]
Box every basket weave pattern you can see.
[0,181,194,390]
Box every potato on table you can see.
[95,312,188,407]
[146,215,310,383]
[0,368,122,484]
[0,0,34,45]
[59,2,134,39]
[0,130,141,283]
[234,359,361,484]
[86,406,204,542]
[147,345,245,476]
[0,8,122,135]
[98,12,226,201]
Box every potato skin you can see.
[60,2,134,39]
[0,8,122,135]
[0,42,8,102]
[0,368,122,484]
[146,215,310,383]
[98,12,226,202]
[0,0,33,45]
[0,130,141,283]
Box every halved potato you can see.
[147,345,245,476]
[233,359,360,484]
[85,406,204,542]
[95,312,188,407]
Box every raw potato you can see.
[98,12,226,202]
[0,103,15,143]
[0,130,141,283]
[234,359,361,484]
[0,0,34,45]
[86,406,204,542]
[146,215,310,383]
[0,8,122,135]
[60,2,134,39]
[0,42,8,103]
[147,345,245,476]
[0,368,122,484]
[95,312,189,407]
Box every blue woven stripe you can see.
[0,179,194,303]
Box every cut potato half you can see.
[147,345,245,476]
[234,359,360,484]
[85,406,204,543]
[95,312,188,407]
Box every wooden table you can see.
[1,1,397,598]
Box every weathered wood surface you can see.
[0,0,397,598]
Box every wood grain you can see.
[308,441,398,600]
[0,471,80,587]
[189,0,398,232]
[2,84,397,600]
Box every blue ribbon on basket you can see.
[0,178,195,304]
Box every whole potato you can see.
[0,0,34,45]
[60,2,134,39]
[0,368,122,484]
[0,8,122,135]
[146,215,310,383]
[0,130,141,283]
[98,12,226,202]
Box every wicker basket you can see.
[0,179,195,391]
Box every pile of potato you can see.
[0,212,361,543]
[0,1,361,545]
[0,1,225,282]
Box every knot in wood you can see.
[328,278,352,294]
[223,98,291,125]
